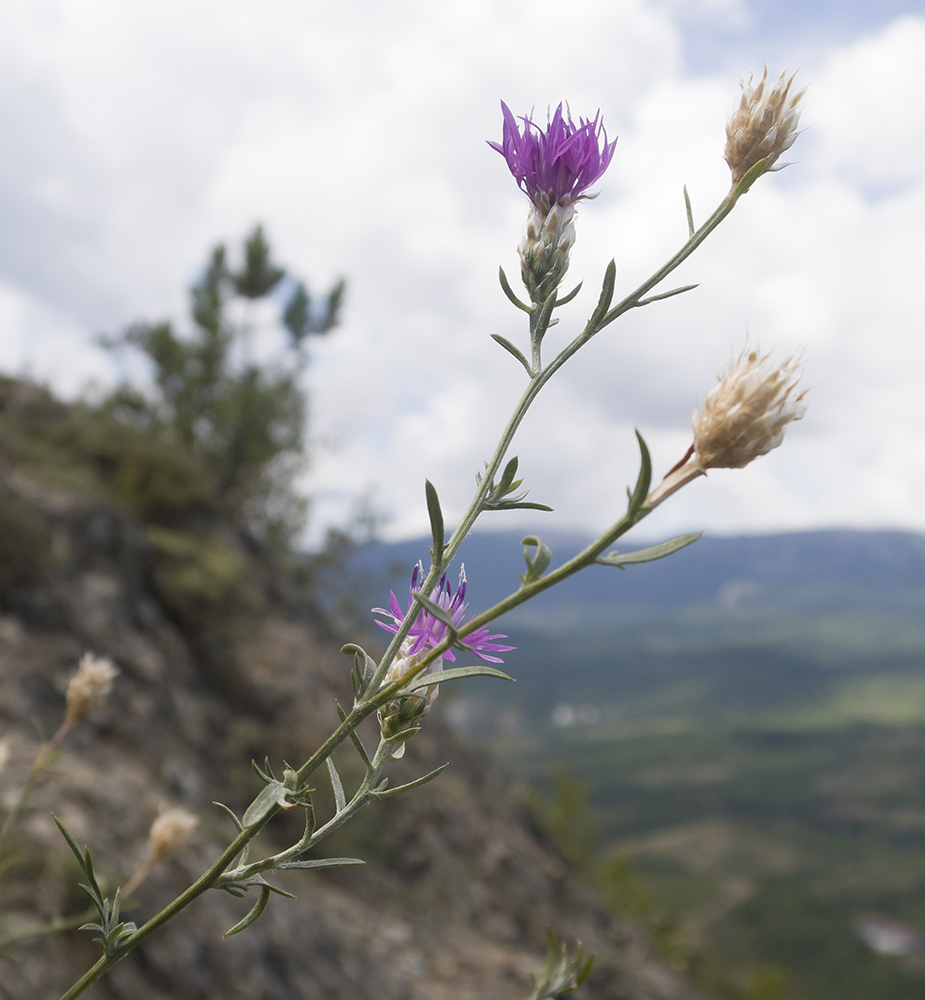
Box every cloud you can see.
[0,1,922,544]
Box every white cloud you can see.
[0,1,922,544]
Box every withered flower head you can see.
[65,653,119,727]
[647,346,807,508]
[149,807,199,863]
[724,67,805,188]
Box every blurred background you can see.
[1,1,925,998]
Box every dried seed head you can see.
[646,345,808,509]
[724,67,805,188]
[694,346,807,470]
[149,807,199,863]
[65,653,118,727]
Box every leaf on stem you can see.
[326,757,347,814]
[521,535,552,585]
[587,260,617,331]
[498,266,534,313]
[213,801,245,833]
[336,700,373,769]
[372,763,449,799]
[491,334,533,375]
[636,283,699,307]
[627,431,652,514]
[277,857,366,870]
[683,184,695,237]
[224,885,271,937]
[425,480,445,565]
[400,665,514,694]
[555,282,583,307]
[342,643,377,700]
[596,532,702,568]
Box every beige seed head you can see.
[149,807,199,863]
[646,345,808,509]
[724,67,805,187]
[694,346,807,470]
[64,653,119,727]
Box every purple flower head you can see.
[373,561,515,664]
[488,101,617,210]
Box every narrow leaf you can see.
[277,857,366,870]
[491,334,532,374]
[497,456,519,495]
[587,260,617,330]
[336,700,372,768]
[683,184,695,237]
[401,665,514,694]
[521,535,552,584]
[425,480,445,564]
[637,283,699,306]
[52,816,85,870]
[555,281,583,307]
[224,885,271,937]
[372,763,449,799]
[498,265,533,313]
[251,759,273,784]
[341,643,376,694]
[384,726,420,744]
[628,431,652,513]
[493,500,554,512]
[265,883,297,899]
[596,532,702,567]
[326,757,346,814]
[242,780,286,828]
[213,801,245,833]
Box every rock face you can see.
[0,379,701,1000]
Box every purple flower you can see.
[488,101,617,210]
[373,561,515,664]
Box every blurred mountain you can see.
[0,377,700,1000]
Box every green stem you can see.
[57,172,751,1000]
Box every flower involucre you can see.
[490,102,617,303]
[373,563,514,755]
[724,67,805,188]
[647,347,807,508]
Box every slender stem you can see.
[371,187,743,693]
[58,172,750,1000]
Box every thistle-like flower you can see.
[64,652,119,729]
[724,67,805,189]
[373,562,514,754]
[647,346,807,507]
[489,102,616,303]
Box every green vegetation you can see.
[503,622,925,1000]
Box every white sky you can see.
[1,0,924,544]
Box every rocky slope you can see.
[0,378,700,1000]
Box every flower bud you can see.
[64,653,118,728]
[724,67,805,188]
